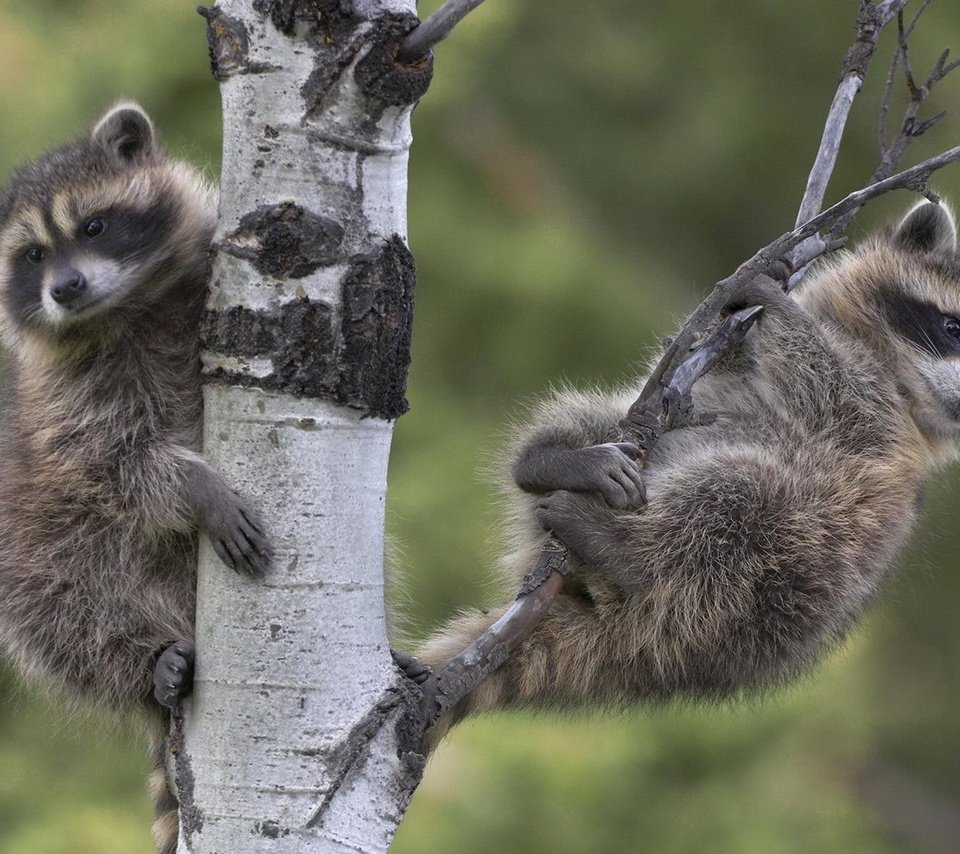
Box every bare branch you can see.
[830,9,960,239]
[877,26,901,147]
[792,0,907,264]
[898,10,921,100]
[397,0,489,63]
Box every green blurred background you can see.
[1,1,960,851]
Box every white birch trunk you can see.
[174,2,431,850]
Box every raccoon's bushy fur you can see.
[0,104,271,854]
[417,201,960,746]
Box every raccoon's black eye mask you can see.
[885,291,960,357]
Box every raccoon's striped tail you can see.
[416,593,614,752]
[149,732,179,854]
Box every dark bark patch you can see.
[354,15,433,109]
[304,679,426,830]
[198,6,280,81]
[222,202,345,280]
[202,297,339,398]
[203,236,415,420]
[170,711,204,837]
[253,0,356,38]
[335,235,415,419]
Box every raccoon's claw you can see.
[392,649,433,685]
[207,497,274,576]
[154,640,195,709]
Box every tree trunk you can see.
[175,2,432,851]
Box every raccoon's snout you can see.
[50,269,88,306]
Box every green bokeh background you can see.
[1,1,960,852]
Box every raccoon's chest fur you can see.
[0,336,201,704]
[0,334,202,568]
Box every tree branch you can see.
[829,1,960,239]
[795,0,908,230]
[790,0,907,274]
[397,0,489,63]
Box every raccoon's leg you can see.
[178,457,274,575]
[153,640,195,708]
[724,275,889,445]
[513,442,646,508]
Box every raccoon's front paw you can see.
[391,649,433,685]
[536,490,620,566]
[723,274,787,314]
[561,443,646,509]
[204,495,274,576]
[154,640,195,709]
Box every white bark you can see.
[176,2,427,851]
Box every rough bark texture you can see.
[176,2,429,851]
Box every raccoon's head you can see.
[0,102,215,348]
[804,200,960,440]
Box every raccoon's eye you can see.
[84,218,106,238]
[943,316,960,341]
[25,246,44,264]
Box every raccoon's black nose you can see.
[50,271,87,305]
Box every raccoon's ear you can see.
[892,200,958,253]
[92,102,156,163]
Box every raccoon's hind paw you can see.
[391,649,433,684]
[536,489,621,566]
[154,640,195,709]
[207,496,274,576]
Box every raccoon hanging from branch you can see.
[0,103,273,854]
[400,200,960,748]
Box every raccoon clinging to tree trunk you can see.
[0,103,272,853]
[405,200,960,749]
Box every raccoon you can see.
[0,103,272,853]
[409,201,960,747]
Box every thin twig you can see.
[905,0,936,39]
[397,0,489,63]
[877,23,901,147]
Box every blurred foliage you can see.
[0,0,959,852]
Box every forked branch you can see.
[830,2,960,238]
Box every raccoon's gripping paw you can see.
[723,273,787,313]
[154,640,195,709]
[206,495,274,576]
[536,489,620,566]
[563,443,646,509]
[391,649,433,685]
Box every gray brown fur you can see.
[418,202,960,746]
[0,104,271,852]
